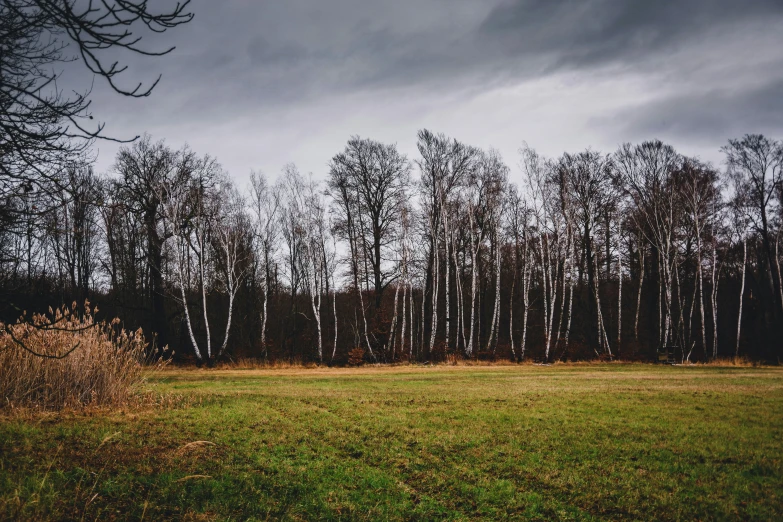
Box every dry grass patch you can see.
[0,303,164,411]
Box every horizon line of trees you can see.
[2,131,782,364]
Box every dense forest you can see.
[2,131,782,364]
[2,0,781,365]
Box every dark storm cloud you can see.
[144,0,783,109]
[600,77,783,146]
[480,0,783,70]
[87,0,783,176]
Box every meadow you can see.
[1,364,781,521]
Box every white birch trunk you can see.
[310,276,323,363]
[332,288,338,362]
[617,232,622,353]
[697,234,706,356]
[466,226,479,357]
[196,232,212,359]
[217,234,241,358]
[634,242,644,340]
[711,239,719,360]
[544,236,551,358]
[777,238,783,318]
[736,238,746,357]
[509,239,517,360]
[429,240,439,353]
[455,243,466,353]
[521,245,531,360]
[487,228,501,353]
[388,283,401,359]
[444,229,450,351]
[554,230,572,354]
[564,250,575,351]
[260,268,268,353]
[400,283,407,359]
[357,283,373,360]
[593,245,611,356]
[408,282,423,359]
[176,239,202,361]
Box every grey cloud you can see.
[82,0,783,177]
[480,0,783,70]
[595,77,783,148]
[247,37,308,67]
[81,0,783,107]
[107,0,782,112]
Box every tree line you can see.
[3,1,780,364]
[2,131,782,364]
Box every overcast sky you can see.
[87,0,783,187]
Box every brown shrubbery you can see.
[0,302,159,410]
[347,347,366,366]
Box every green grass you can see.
[1,364,782,521]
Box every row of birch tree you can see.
[2,132,782,363]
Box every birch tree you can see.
[722,134,783,345]
[615,141,681,351]
[249,171,281,356]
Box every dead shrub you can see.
[347,347,366,366]
[0,302,163,411]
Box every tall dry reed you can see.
[0,302,160,410]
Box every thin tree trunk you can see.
[634,242,644,340]
[554,229,572,354]
[736,238,746,357]
[564,248,575,352]
[711,238,719,360]
[444,227,450,351]
[487,228,501,353]
[777,237,783,318]
[538,233,551,361]
[216,241,239,359]
[455,242,466,353]
[389,283,401,359]
[617,231,623,354]
[687,266,697,362]
[260,251,269,356]
[697,235,707,358]
[509,235,518,360]
[419,285,426,359]
[332,288,338,362]
[309,268,323,363]
[177,239,202,361]
[593,244,611,356]
[430,240,439,353]
[521,244,531,360]
[400,282,407,359]
[197,233,212,359]
[664,242,674,349]
[658,256,663,348]
[411,281,416,359]
[467,228,479,357]
[357,283,373,360]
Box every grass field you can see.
[1,364,782,521]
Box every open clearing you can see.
[1,364,782,520]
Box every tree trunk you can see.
[711,237,719,360]
[487,228,501,353]
[388,283,401,360]
[617,231,623,354]
[467,231,479,357]
[634,242,644,340]
[736,238,746,357]
[429,239,439,354]
[509,234,518,360]
[697,234,706,358]
[521,244,531,360]
[176,239,202,361]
